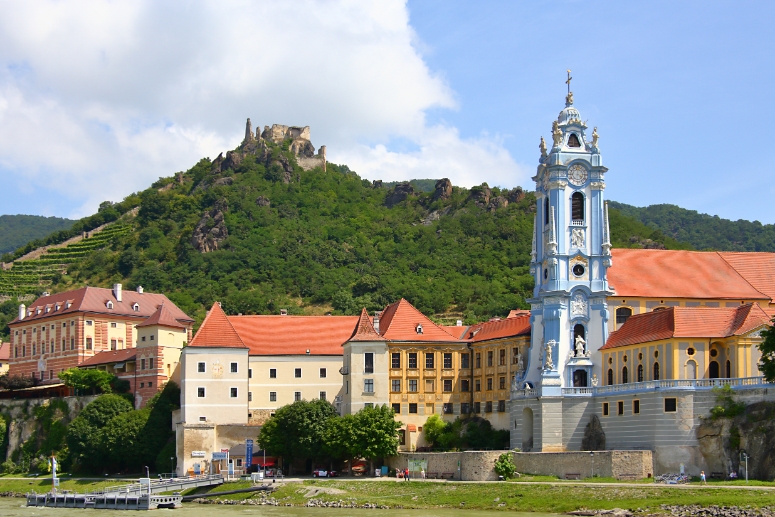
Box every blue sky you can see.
[0,1,773,223]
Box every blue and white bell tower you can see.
[521,80,613,398]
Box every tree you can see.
[351,404,401,473]
[758,322,775,383]
[258,399,338,473]
[323,413,357,473]
[101,409,152,472]
[423,414,448,449]
[60,368,115,394]
[65,394,133,472]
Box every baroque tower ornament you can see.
[551,121,563,147]
[571,293,587,317]
[571,228,585,248]
[540,136,548,158]
[591,127,599,148]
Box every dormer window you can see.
[133,303,140,312]
[106,301,114,309]
[55,304,60,311]
[45,307,50,313]
[416,324,423,335]
[568,133,581,147]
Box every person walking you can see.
[421,468,426,480]
[405,467,410,481]
[700,470,706,485]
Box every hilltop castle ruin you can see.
[242,118,326,172]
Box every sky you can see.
[0,1,773,223]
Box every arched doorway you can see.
[522,407,534,452]
[709,361,720,379]
[573,369,588,387]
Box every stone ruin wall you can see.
[243,119,326,172]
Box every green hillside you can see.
[0,215,75,255]
[0,139,687,336]
[609,201,775,252]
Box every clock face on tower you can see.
[568,165,588,186]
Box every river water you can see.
[0,498,563,517]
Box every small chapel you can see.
[508,79,775,474]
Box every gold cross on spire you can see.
[566,69,572,95]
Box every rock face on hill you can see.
[385,182,415,208]
[697,401,775,480]
[191,199,229,253]
[432,178,453,201]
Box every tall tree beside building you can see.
[758,322,775,383]
[65,394,133,471]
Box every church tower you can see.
[516,76,612,450]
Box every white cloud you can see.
[0,0,524,217]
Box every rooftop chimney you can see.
[373,311,381,333]
[456,319,463,326]
[113,283,122,302]
[136,285,144,294]
[280,309,288,316]
[42,291,50,297]
[18,303,26,321]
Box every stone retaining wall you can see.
[387,449,653,481]
[513,450,653,480]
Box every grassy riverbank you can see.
[183,479,775,514]
[3,477,775,514]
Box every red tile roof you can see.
[602,304,772,349]
[440,325,469,339]
[227,314,360,355]
[378,299,463,342]
[11,286,193,325]
[0,342,9,361]
[349,309,385,342]
[467,314,532,342]
[608,249,769,301]
[137,304,186,329]
[718,252,775,303]
[507,310,530,318]
[189,303,247,349]
[79,348,137,367]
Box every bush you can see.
[494,452,517,479]
[0,459,19,474]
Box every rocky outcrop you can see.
[468,183,491,207]
[372,180,383,189]
[487,196,508,211]
[212,177,233,187]
[581,414,606,451]
[658,505,775,517]
[385,182,414,208]
[432,178,453,201]
[698,401,775,480]
[507,186,525,203]
[629,236,666,250]
[255,196,270,207]
[191,199,229,253]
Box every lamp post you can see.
[589,451,594,479]
[171,457,175,478]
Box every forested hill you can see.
[0,215,74,254]
[609,202,775,252]
[0,138,687,332]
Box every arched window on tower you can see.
[726,360,731,378]
[568,133,581,147]
[637,364,644,382]
[544,197,550,225]
[607,368,613,386]
[622,366,629,384]
[653,362,660,380]
[571,192,584,223]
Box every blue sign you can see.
[212,452,227,460]
[194,463,201,475]
[245,439,254,469]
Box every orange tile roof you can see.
[602,304,772,349]
[378,299,463,342]
[507,310,530,318]
[608,249,769,300]
[228,315,360,355]
[440,325,469,339]
[189,302,247,349]
[349,309,386,342]
[467,314,532,342]
[10,286,193,325]
[0,342,9,361]
[137,304,186,329]
[718,252,775,302]
[79,348,137,367]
